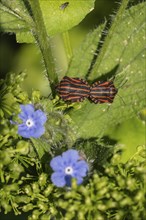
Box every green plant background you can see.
[0,0,145,219]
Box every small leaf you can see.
[30,138,51,160]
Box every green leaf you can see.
[67,24,105,78]
[106,117,145,162]
[40,0,95,35]
[68,2,145,138]
[30,138,51,160]
[0,0,95,43]
[0,0,33,44]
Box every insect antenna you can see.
[117,78,128,90]
[115,78,128,106]
[116,93,126,106]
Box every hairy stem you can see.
[26,0,58,95]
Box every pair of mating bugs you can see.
[56,76,118,104]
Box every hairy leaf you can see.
[68,2,145,138]
[30,138,51,160]
[67,24,105,78]
[0,0,95,43]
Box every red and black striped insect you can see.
[89,81,118,104]
[56,76,90,102]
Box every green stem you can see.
[62,31,73,62]
[88,0,129,81]
[49,35,69,76]
[27,0,58,95]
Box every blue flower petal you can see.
[19,104,34,121]
[20,104,34,116]
[18,112,28,121]
[73,161,89,177]
[50,150,89,187]
[18,124,31,138]
[51,172,66,187]
[31,126,45,138]
[17,104,46,138]
[62,149,79,166]
[65,175,72,187]
[50,156,65,171]
[76,176,83,185]
[18,113,28,122]
[34,110,47,124]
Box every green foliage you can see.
[56,147,146,220]
[0,145,145,219]
[68,2,145,138]
[30,105,76,160]
[67,24,105,78]
[0,0,95,43]
[1,71,145,220]
[106,117,145,162]
[0,72,28,118]
[0,73,78,218]
[0,0,145,219]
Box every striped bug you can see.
[56,76,90,102]
[89,81,118,104]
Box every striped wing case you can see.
[90,81,118,104]
[56,76,90,102]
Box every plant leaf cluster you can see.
[0,0,145,219]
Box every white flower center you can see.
[65,166,73,175]
[26,119,34,127]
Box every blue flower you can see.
[17,104,47,138]
[50,149,89,187]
